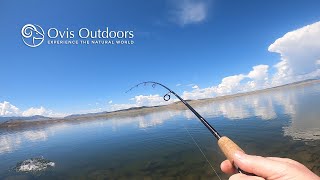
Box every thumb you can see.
[233,151,287,179]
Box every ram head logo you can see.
[21,24,44,47]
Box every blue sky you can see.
[1,0,320,117]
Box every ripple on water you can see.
[15,157,55,172]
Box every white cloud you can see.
[0,101,20,116]
[170,0,208,26]
[108,100,113,104]
[247,65,269,81]
[268,21,320,85]
[0,101,65,118]
[181,65,270,100]
[22,107,47,117]
[216,65,269,94]
[109,94,177,112]
[215,74,246,94]
[131,94,169,107]
[182,86,216,100]
[192,85,199,89]
[22,107,65,117]
[245,65,269,90]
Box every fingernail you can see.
[234,151,245,160]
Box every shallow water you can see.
[0,83,320,179]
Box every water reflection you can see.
[189,93,277,120]
[105,92,282,131]
[108,84,320,141]
[0,124,68,154]
[280,91,320,140]
[189,86,320,141]
[109,110,182,130]
[0,135,21,154]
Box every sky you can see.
[0,0,320,117]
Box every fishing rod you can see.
[126,81,254,175]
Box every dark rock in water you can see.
[15,157,55,172]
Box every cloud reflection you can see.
[109,110,182,131]
[0,135,21,154]
[188,93,277,120]
[0,124,69,154]
[113,85,320,141]
[279,88,320,140]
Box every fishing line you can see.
[127,81,256,176]
[183,125,222,180]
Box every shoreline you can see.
[1,79,320,130]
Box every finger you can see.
[233,151,287,178]
[220,160,237,174]
[266,157,305,168]
[229,173,264,180]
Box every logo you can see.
[21,24,45,47]
[21,24,135,47]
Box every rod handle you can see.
[218,136,244,163]
[218,136,256,176]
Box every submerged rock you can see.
[15,157,55,172]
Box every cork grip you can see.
[218,136,244,164]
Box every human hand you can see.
[220,151,320,180]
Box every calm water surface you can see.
[1,83,320,179]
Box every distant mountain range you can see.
[0,115,51,123]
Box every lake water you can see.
[1,83,320,179]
